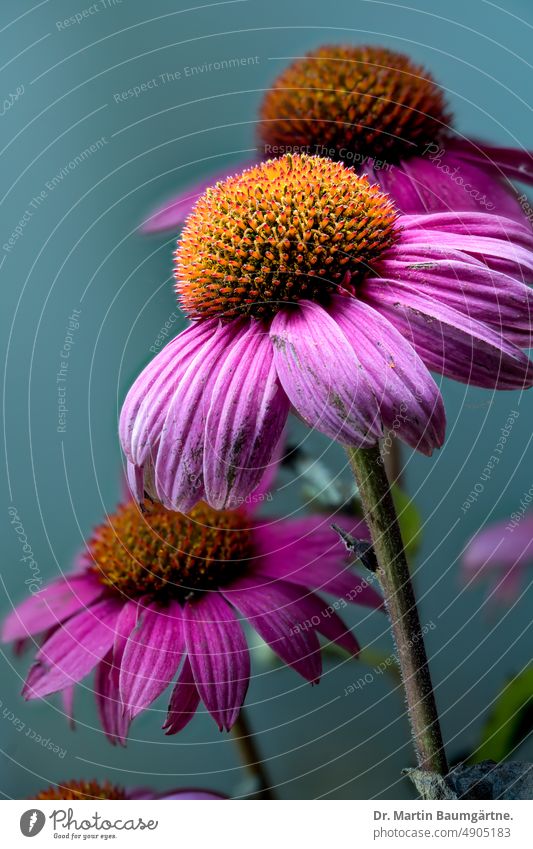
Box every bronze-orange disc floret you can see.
[87,500,253,600]
[175,153,398,319]
[258,45,451,162]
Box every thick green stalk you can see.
[347,444,448,775]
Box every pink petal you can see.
[23,598,123,699]
[157,789,226,800]
[119,320,217,468]
[247,430,286,506]
[119,601,184,718]
[331,295,445,455]
[141,159,255,233]
[464,515,533,572]
[203,321,290,509]
[449,140,533,186]
[400,212,533,247]
[222,577,322,682]
[2,574,104,642]
[398,221,533,279]
[254,519,383,611]
[95,602,138,745]
[377,154,527,221]
[62,686,75,729]
[270,302,382,447]
[182,593,249,731]
[379,251,533,346]
[163,656,201,735]
[364,277,533,389]
[294,591,360,656]
[153,319,249,511]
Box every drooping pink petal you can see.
[292,591,360,656]
[62,686,75,729]
[331,294,445,455]
[95,602,138,745]
[23,598,123,699]
[153,319,250,511]
[119,319,217,468]
[222,577,322,682]
[163,656,201,735]
[464,515,533,573]
[364,277,533,389]
[400,212,533,248]
[2,574,104,642]
[157,789,226,800]
[182,593,249,731]
[369,154,527,221]
[449,140,533,186]
[253,517,384,611]
[361,160,432,215]
[270,301,382,447]
[203,321,290,509]
[126,461,145,504]
[141,159,256,233]
[379,250,533,346]
[398,219,533,280]
[247,430,286,507]
[119,601,184,718]
[95,654,128,746]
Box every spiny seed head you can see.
[259,44,451,162]
[34,780,127,800]
[87,500,253,600]
[175,153,398,319]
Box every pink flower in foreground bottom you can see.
[143,45,533,233]
[32,778,224,800]
[122,154,533,513]
[463,514,533,603]
[2,494,381,743]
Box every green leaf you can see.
[470,667,533,763]
[392,484,423,558]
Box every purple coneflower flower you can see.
[32,779,224,800]
[463,513,533,603]
[143,45,533,233]
[2,490,380,743]
[121,153,533,512]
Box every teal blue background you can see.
[1,0,532,799]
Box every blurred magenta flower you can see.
[33,778,224,800]
[143,45,533,233]
[463,514,533,603]
[2,489,381,743]
[121,154,533,512]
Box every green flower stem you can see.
[347,444,448,775]
[232,710,275,799]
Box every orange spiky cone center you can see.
[175,153,398,319]
[258,44,451,162]
[87,500,253,600]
